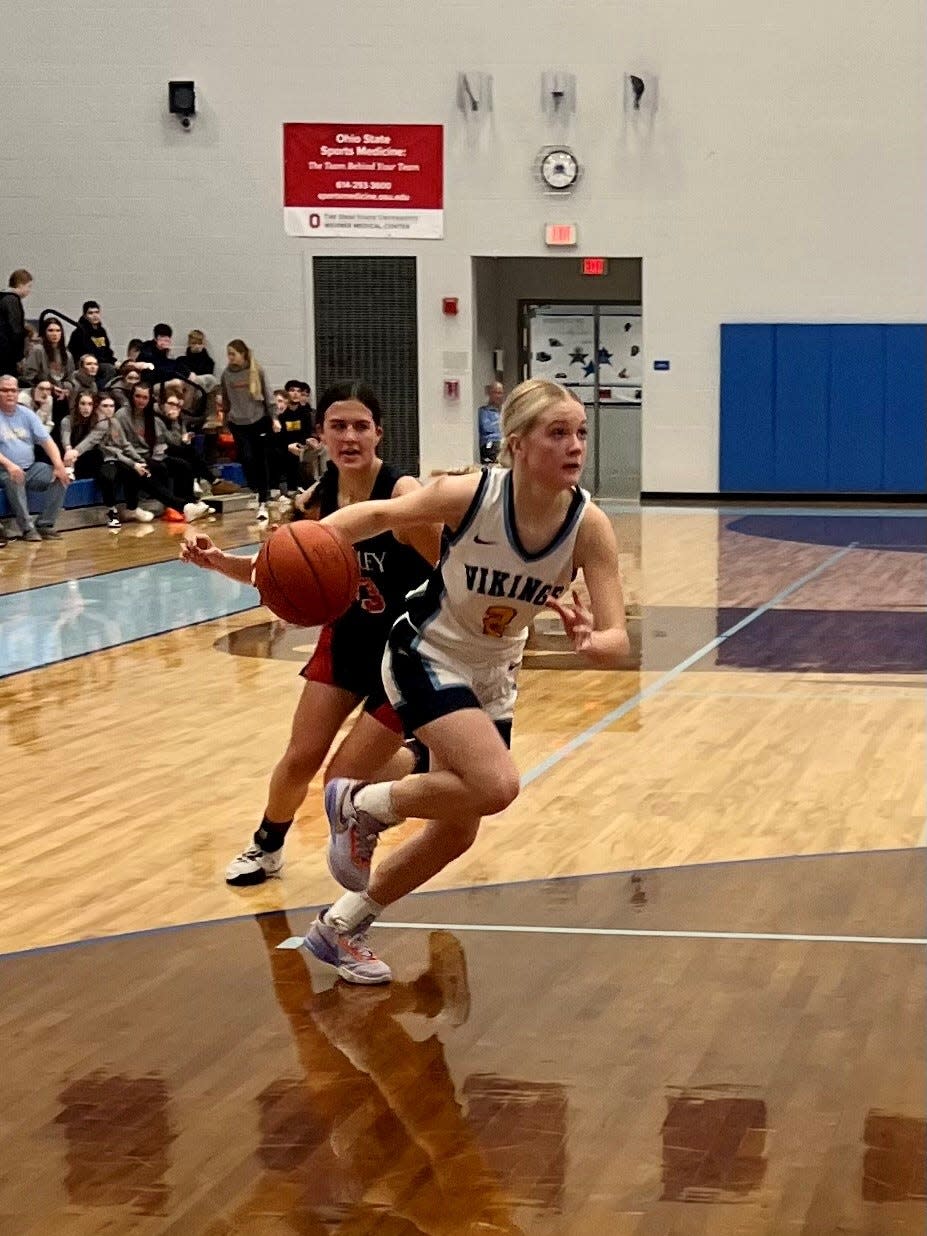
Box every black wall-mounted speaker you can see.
[168,81,196,118]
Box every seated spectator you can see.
[22,317,75,441]
[0,269,32,381]
[0,374,69,545]
[66,300,118,383]
[138,323,184,382]
[61,391,120,525]
[116,384,210,523]
[175,328,219,417]
[272,379,313,503]
[293,424,327,484]
[71,354,102,406]
[107,361,146,409]
[124,338,145,363]
[19,378,55,428]
[178,329,216,382]
[157,390,222,496]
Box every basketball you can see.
[253,522,360,626]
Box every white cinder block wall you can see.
[3,0,925,486]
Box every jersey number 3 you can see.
[358,576,386,614]
[482,605,517,638]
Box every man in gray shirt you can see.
[0,374,70,545]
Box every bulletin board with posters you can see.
[526,304,643,404]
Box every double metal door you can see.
[520,301,642,499]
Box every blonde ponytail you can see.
[227,339,262,402]
[248,354,262,402]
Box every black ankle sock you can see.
[254,817,293,853]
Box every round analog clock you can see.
[539,147,579,191]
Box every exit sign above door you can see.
[581,257,608,276]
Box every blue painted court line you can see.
[643,505,926,518]
[520,544,856,788]
[0,551,260,678]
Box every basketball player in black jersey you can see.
[181,381,441,886]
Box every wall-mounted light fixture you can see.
[457,72,493,114]
[541,71,576,119]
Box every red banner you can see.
[283,123,444,238]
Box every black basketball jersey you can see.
[311,462,431,685]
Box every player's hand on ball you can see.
[546,589,594,654]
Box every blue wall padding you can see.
[721,324,926,493]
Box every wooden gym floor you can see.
[0,502,924,1234]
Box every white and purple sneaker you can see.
[324,778,383,892]
[302,911,392,984]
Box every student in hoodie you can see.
[22,317,75,443]
[60,391,125,525]
[219,338,280,522]
[157,389,219,495]
[19,379,55,428]
[115,383,211,523]
[0,269,33,380]
[176,328,219,422]
[66,301,118,383]
[70,354,102,406]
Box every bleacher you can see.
[0,461,248,529]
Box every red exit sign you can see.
[544,223,577,246]
[581,257,608,276]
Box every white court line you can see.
[520,544,856,788]
[662,688,922,703]
[277,922,925,949]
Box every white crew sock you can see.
[354,781,404,826]
[325,890,384,934]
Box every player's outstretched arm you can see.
[180,533,256,584]
[322,473,480,544]
[389,474,444,565]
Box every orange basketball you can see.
[253,522,360,627]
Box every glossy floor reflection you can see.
[0,550,259,677]
[4,855,924,1234]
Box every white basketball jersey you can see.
[403,467,589,671]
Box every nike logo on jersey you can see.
[473,535,497,545]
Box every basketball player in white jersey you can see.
[303,379,631,983]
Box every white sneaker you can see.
[256,503,269,522]
[125,507,155,523]
[303,912,392,984]
[192,479,203,496]
[225,843,284,886]
[106,508,121,530]
[183,500,212,522]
